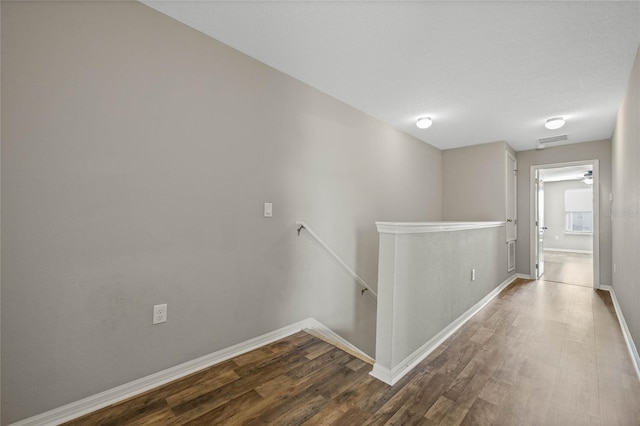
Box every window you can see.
[566,211,593,233]
[565,188,593,233]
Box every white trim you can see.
[531,167,538,279]
[369,364,394,384]
[304,318,373,362]
[544,248,593,254]
[507,241,516,272]
[599,286,640,380]
[370,274,518,385]
[375,221,505,235]
[515,273,532,280]
[506,151,518,242]
[10,317,365,426]
[296,221,377,299]
[530,160,600,289]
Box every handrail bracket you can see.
[295,221,377,300]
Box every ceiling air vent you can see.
[537,134,569,145]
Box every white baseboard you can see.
[370,274,518,386]
[9,318,332,426]
[515,273,532,280]
[599,285,640,380]
[369,363,394,384]
[303,318,373,362]
[544,248,593,254]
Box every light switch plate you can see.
[264,203,273,217]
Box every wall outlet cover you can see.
[153,304,167,324]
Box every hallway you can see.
[66,279,640,425]
[542,250,594,288]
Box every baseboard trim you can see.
[599,285,640,380]
[9,318,328,426]
[303,318,374,364]
[369,364,394,384]
[515,273,532,280]
[370,274,518,386]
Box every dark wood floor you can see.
[66,279,640,425]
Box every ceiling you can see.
[142,1,640,152]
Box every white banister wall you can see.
[371,221,514,385]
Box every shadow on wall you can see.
[354,222,380,356]
[292,224,377,357]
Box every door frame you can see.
[534,170,546,278]
[529,159,600,288]
[506,151,518,242]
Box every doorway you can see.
[531,160,599,288]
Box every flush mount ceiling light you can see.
[545,117,565,130]
[416,117,433,129]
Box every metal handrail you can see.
[296,221,377,300]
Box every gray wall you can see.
[376,225,510,371]
[611,46,640,356]
[543,180,593,252]
[442,141,514,221]
[515,140,612,284]
[0,2,442,423]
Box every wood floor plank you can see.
[232,335,319,378]
[460,397,501,425]
[165,369,240,407]
[232,347,275,367]
[243,388,328,425]
[382,404,427,426]
[313,364,369,400]
[288,348,351,380]
[66,395,170,426]
[331,405,372,424]
[64,279,640,426]
[304,340,336,360]
[168,344,322,422]
[477,377,512,407]
[346,357,368,371]
[125,408,178,426]
[179,389,264,425]
[333,374,379,407]
[225,348,356,424]
[424,395,459,423]
[300,401,351,426]
[363,370,434,424]
[358,363,426,416]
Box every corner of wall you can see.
[610,43,640,360]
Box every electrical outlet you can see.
[153,304,167,324]
[471,269,476,281]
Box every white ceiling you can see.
[142,1,640,152]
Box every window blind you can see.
[565,188,592,212]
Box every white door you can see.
[506,152,518,241]
[534,171,546,278]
